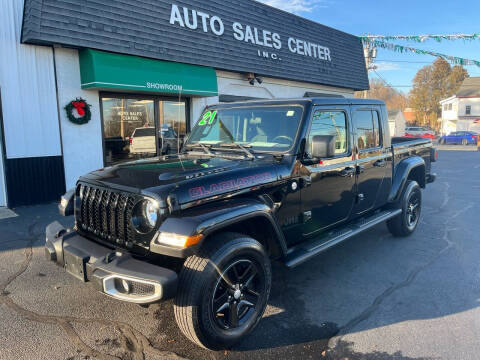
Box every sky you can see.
[257,0,480,94]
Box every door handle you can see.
[340,167,355,177]
[373,159,386,167]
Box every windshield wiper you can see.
[216,143,255,160]
[185,143,215,156]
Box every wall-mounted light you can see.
[246,72,263,85]
[247,72,256,85]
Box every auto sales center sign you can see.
[21,0,369,90]
[169,4,332,63]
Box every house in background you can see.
[440,77,480,135]
[388,110,406,137]
[403,108,416,124]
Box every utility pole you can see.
[363,41,377,98]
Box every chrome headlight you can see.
[131,199,159,233]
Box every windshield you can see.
[186,105,304,152]
[133,127,155,137]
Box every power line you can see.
[375,59,434,64]
[367,82,480,88]
[371,70,405,91]
[371,84,413,88]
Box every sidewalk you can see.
[0,203,70,251]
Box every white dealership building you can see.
[0,0,368,208]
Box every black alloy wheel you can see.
[211,259,263,330]
[387,180,422,237]
[405,189,421,231]
[174,233,271,349]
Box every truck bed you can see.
[391,137,434,177]
[391,136,432,147]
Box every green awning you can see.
[79,49,218,96]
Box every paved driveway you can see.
[1,149,479,360]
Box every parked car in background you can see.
[404,126,436,139]
[439,131,478,145]
[129,127,156,155]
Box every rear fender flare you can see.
[388,156,425,203]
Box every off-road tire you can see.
[387,180,422,237]
[174,232,272,349]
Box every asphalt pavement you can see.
[0,147,479,360]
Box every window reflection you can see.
[355,110,381,150]
[102,97,155,165]
[308,111,348,155]
[101,97,187,165]
[158,101,186,155]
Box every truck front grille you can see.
[76,184,137,247]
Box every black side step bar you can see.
[284,209,402,268]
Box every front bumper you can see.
[45,222,178,304]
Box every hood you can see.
[79,154,279,206]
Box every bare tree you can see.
[355,78,408,111]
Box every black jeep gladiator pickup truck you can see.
[46,98,436,349]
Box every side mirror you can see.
[311,135,336,159]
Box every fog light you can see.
[122,279,131,293]
[114,278,131,294]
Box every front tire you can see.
[387,180,422,237]
[174,233,271,349]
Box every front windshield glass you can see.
[186,105,304,152]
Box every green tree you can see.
[448,65,469,95]
[409,58,469,129]
[410,65,434,126]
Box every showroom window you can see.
[101,94,188,166]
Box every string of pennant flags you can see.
[360,36,480,68]
[359,33,480,43]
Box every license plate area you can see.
[64,246,89,282]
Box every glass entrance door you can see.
[102,97,155,165]
[101,95,188,166]
[158,100,187,155]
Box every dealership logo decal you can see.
[188,172,273,198]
